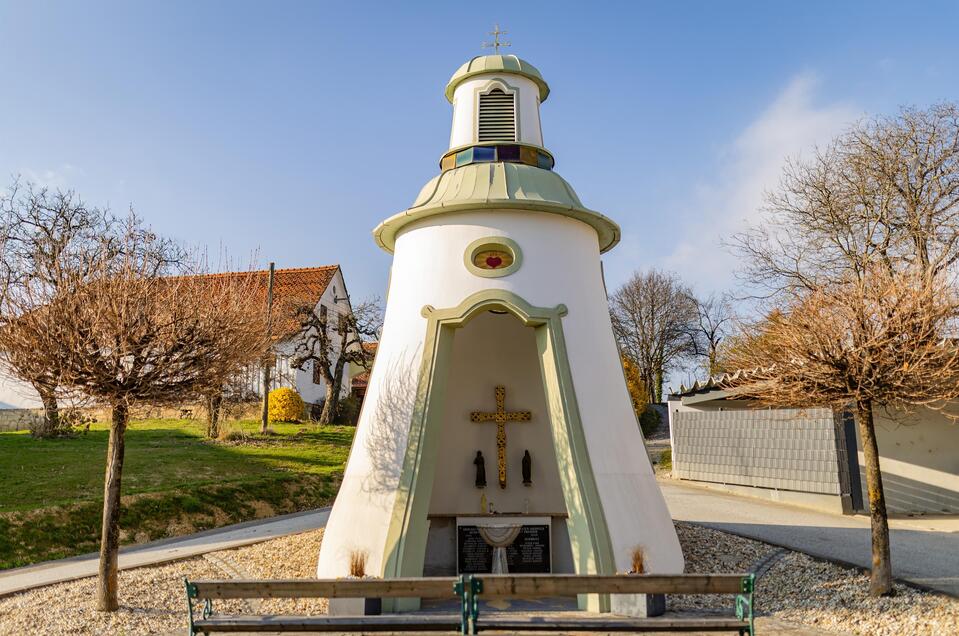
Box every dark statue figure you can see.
[474,451,487,488]
[522,450,532,486]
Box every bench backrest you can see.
[188,577,459,600]
[475,574,748,598]
[187,573,749,600]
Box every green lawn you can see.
[0,418,354,568]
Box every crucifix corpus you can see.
[470,385,531,489]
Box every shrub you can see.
[335,395,362,426]
[630,545,646,574]
[658,447,672,471]
[348,549,369,577]
[268,387,305,423]
[220,427,249,443]
[638,406,661,437]
[621,356,650,412]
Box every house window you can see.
[313,360,323,385]
[478,88,516,142]
[320,305,328,330]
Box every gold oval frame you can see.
[464,236,523,278]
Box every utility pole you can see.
[260,262,275,434]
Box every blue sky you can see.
[2,1,958,307]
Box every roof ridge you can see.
[179,265,338,280]
[271,265,339,273]
[201,265,339,277]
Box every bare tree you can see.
[0,221,268,610]
[0,181,112,436]
[727,103,959,596]
[726,268,959,596]
[0,180,184,437]
[290,298,381,424]
[694,292,734,377]
[732,103,959,296]
[609,269,699,402]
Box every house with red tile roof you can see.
[228,265,359,408]
[0,264,360,413]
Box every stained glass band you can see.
[440,144,555,172]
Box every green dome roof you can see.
[372,162,620,254]
[445,55,550,103]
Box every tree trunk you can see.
[707,346,719,377]
[653,368,664,403]
[260,361,271,433]
[643,369,656,405]
[34,384,60,438]
[857,399,893,596]
[318,374,340,425]
[97,403,128,611]
[207,393,222,439]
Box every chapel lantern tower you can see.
[443,55,551,168]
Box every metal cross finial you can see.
[481,24,511,54]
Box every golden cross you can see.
[470,385,531,489]
[481,24,511,54]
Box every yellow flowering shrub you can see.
[268,387,305,423]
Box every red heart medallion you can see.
[485,256,503,268]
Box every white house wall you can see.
[290,268,354,405]
[864,407,959,514]
[0,371,40,410]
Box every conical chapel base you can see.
[317,53,684,613]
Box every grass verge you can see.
[0,418,352,569]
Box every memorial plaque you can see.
[505,525,550,573]
[456,523,551,574]
[457,525,493,573]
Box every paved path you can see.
[0,507,330,597]
[660,478,959,596]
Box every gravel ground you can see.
[2,522,957,635]
[673,521,959,636]
[0,529,325,635]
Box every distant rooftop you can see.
[194,265,340,340]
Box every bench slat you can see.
[193,614,460,632]
[476,574,747,597]
[191,577,459,599]
[190,574,746,600]
[479,617,749,632]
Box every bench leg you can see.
[455,574,482,635]
[735,574,755,636]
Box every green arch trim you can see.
[379,289,615,612]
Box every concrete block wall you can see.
[0,408,41,432]
[671,408,844,495]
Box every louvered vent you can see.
[478,89,516,142]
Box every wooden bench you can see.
[461,574,754,634]
[184,577,464,634]
[184,573,754,635]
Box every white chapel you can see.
[317,52,684,611]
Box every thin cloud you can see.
[665,72,859,292]
[18,164,84,189]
